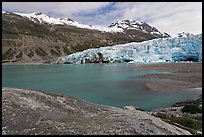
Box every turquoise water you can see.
[2,64,202,111]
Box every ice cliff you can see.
[57,34,202,64]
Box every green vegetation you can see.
[59,27,91,35]
[109,34,130,43]
[35,47,48,57]
[55,46,61,52]
[192,115,202,121]
[15,52,23,59]
[2,48,13,60]
[72,43,94,52]
[2,18,53,38]
[50,49,60,56]
[169,115,202,130]
[155,112,167,119]
[181,104,202,114]
[63,47,71,55]
[2,20,19,36]
[27,51,34,58]
[2,40,16,47]
[154,99,202,134]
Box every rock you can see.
[2,88,191,135]
[123,106,145,111]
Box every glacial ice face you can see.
[58,34,202,64]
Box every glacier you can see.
[57,34,202,64]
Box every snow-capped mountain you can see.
[14,12,123,33]
[177,32,193,37]
[2,11,170,63]
[109,19,170,37]
[57,34,202,64]
[13,12,169,36]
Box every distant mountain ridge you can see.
[2,11,171,64]
[12,12,170,37]
[13,12,124,33]
[177,32,194,37]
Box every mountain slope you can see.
[2,12,169,64]
[57,34,202,64]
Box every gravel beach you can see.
[136,62,202,91]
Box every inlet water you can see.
[2,64,201,111]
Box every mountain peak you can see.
[34,12,43,16]
[109,19,170,37]
[177,32,193,37]
[109,19,143,28]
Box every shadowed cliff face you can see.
[2,88,191,135]
[2,12,169,64]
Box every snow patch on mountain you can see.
[10,12,169,35]
[14,12,123,33]
[57,34,202,64]
[177,32,193,37]
[109,19,169,37]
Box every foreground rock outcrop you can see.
[2,88,191,135]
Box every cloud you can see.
[2,2,112,17]
[2,2,202,36]
[111,2,202,36]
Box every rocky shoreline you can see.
[2,88,193,135]
[149,94,202,135]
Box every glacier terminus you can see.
[57,34,202,64]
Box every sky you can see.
[2,2,202,36]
